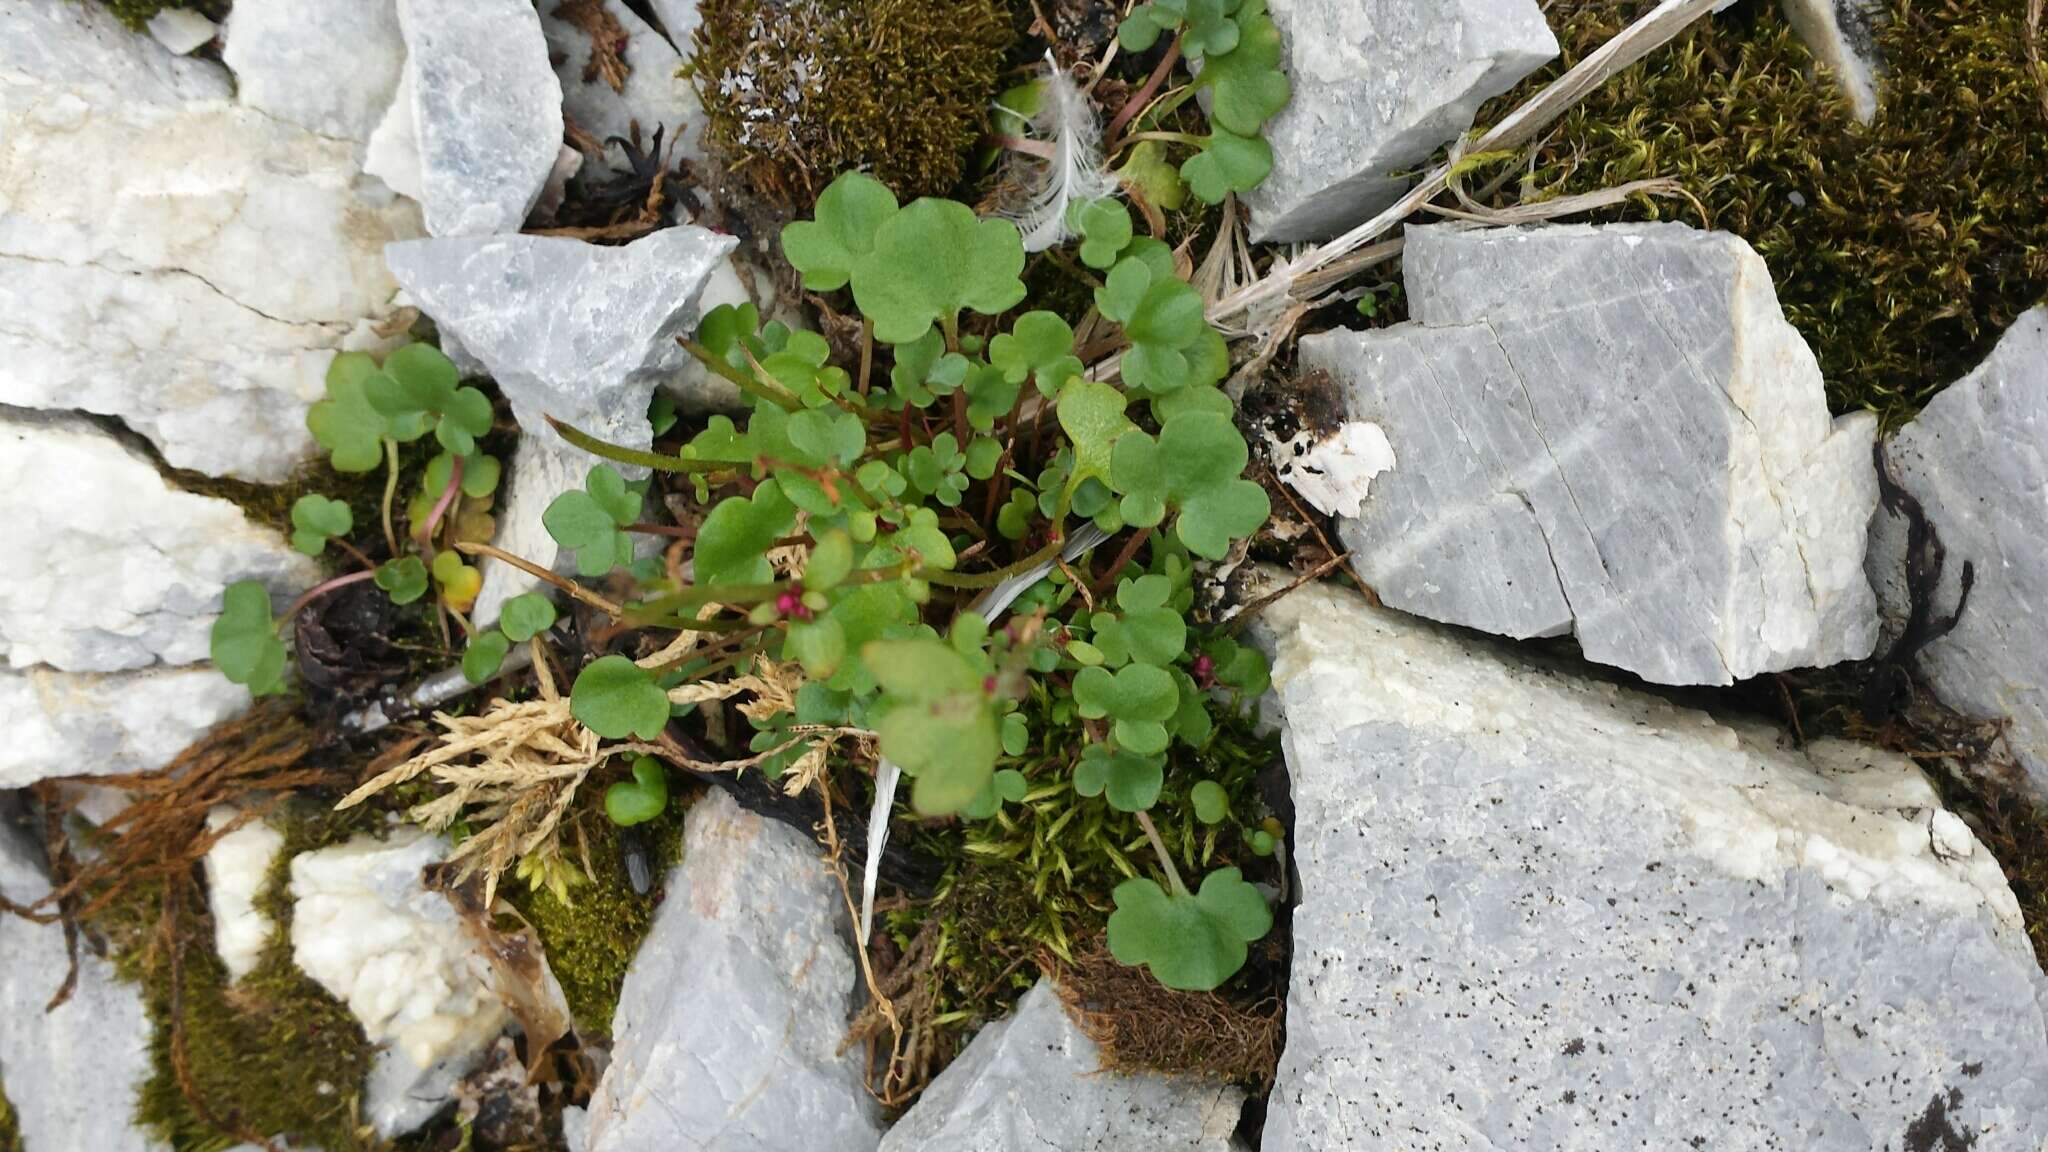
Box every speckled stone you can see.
[1249,578,2048,1151]
[1304,222,1880,685]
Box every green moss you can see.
[88,0,229,31]
[1484,0,2048,424]
[0,1073,21,1152]
[504,799,690,1035]
[693,0,1015,207]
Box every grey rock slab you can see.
[1248,577,2048,1152]
[222,0,406,141]
[384,226,736,621]
[1,819,166,1152]
[1243,0,1557,242]
[0,0,422,481]
[582,789,882,1152]
[0,411,317,673]
[1782,0,1887,122]
[399,0,564,236]
[1869,308,2048,796]
[541,0,705,170]
[1304,222,1878,685]
[879,981,1244,1152]
[0,665,251,788]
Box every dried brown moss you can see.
[1052,945,1283,1088]
[1485,0,2048,425]
[693,0,1014,207]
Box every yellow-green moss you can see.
[693,0,1014,207]
[0,1073,20,1152]
[88,0,228,31]
[504,800,690,1036]
[1485,0,2048,425]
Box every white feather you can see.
[998,54,1120,254]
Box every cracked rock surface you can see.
[1249,577,2048,1151]
[0,0,422,483]
[221,0,407,143]
[385,226,736,622]
[879,980,1246,1152]
[582,789,881,1152]
[1244,0,1557,242]
[1870,307,2048,796]
[1304,222,1879,685]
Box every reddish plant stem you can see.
[416,453,463,558]
[1105,36,1184,149]
[626,522,696,539]
[279,569,378,625]
[1091,525,1154,598]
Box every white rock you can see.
[1782,0,1886,121]
[384,226,737,620]
[399,0,564,236]
[879,981,1244,1152]
[1269,420,1396,519]
[0,411,318,674]
[290,830,509,1136]
[582,790,882,1152]
[541,0,704,169]
[1870,308,2048,795]
[364,63,424,200]
[222,0,406,141]
[145,7,216,54]
[0,665,251,789]
[204,810,285,983]
[1,819,165,1152]
[1305,222,1879,685]
[1249,578,2048,1150]
[645,0,702,49]
[0,0,422,481]
[1243,0,1558,241]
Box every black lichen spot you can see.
[1564,1037,1588,1057]
[1902,1088,1979,1152]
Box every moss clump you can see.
[0,1074,21,1152]
[693,0,1014,207]
[89,0,229,31]
[1486,0,2048,424]
[504,799,690,1035]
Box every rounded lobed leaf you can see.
[499,593,557,643]
[210,580,286,695]
[605,756,671,826]
[571,655,672,741]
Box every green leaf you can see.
[1200,11,1290,135]
[1074,743,1165,812]
[960,767,1030,820]
[1057,377,1135,493]
[1246,828,1278,857]
[289,494,353,556]
[499,593,557,642]
[585,465,642,525]
[866,638,997,814]
[461,452,502,498]
[210,581,286,695]
[1191,780,1229,824]
[572,655,671,740]
[307,353,392,473]
[1106,868,1272,991]
[649,391,679,436]
[1071,198,1134,269]
[375,556,429,604]
[1074,662,1178,754]
[805,529,855,590]
[695,479,797,587]
[461,630,512,684]
[1117,2,1172,51]
[989,311,1083,397]
[544,466,641,577]
[782,171,901,291]
[1095,256,1211,394]
[434,386,494,455]
[1111,413,1270,559]
[1182,128,1274,204]
[605,756,670,826]
[1096,575,1188,666]
[1115,140,1188,214]
[1180,0,1239,58]
[853,198,1026,345]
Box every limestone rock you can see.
[582,790,881,1152]
[222,0,406,142]
[0,412,317,674]
[541,0,704,170]
[399,0,563,236]
[145,8,216,54]
[1304,222,1878,685]
[1869,308,2048,795]
[1249,578,2048,1151]
[879,981,1244,1152]
[290,830,510,1136]
[1782,0,1887,122]
[0,666,251,789]
[1243,0,1557,241]
[384,227,737,620]
[646,0,702,48]
[365,64,424,200]
[204,811,285,983]
[1,818,165,1152]
[0,0,421,481]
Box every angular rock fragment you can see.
[290,830,510,1137]
[1782,0,1887,121]
[1304,222,1878,685]
[222,0,406,142]
[1869,308,2048,795]
[0,0,421,481]
[1249,578,2048,1151]
[541,0,704,170]
[879,981,1244,1152]
[0,412,317,674]
[204,811,285,983]
[385,227,737,620]
[399,0,564,236]
[0,666,250,789]
[582,790,881,1152]
[0,817,163,1152]
[1243,0,1558,241]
